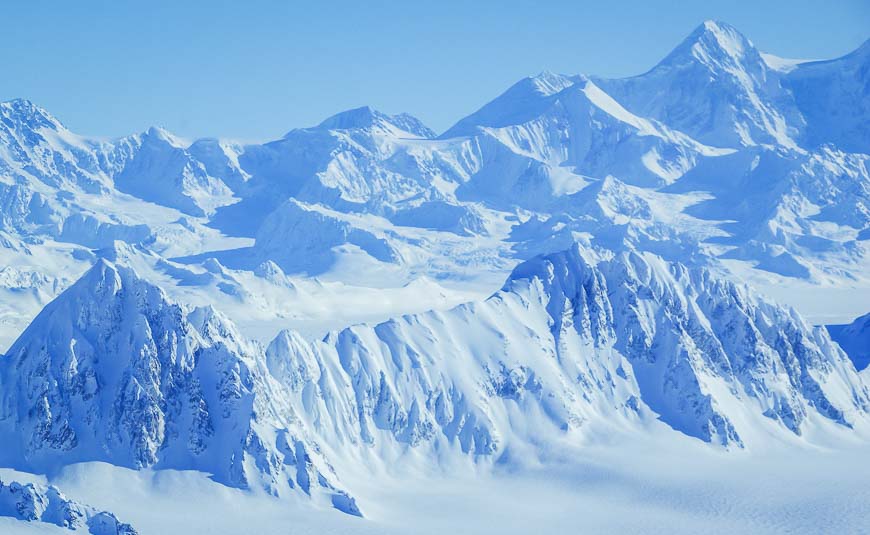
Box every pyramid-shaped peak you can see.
[660,20,761,70]
[690,20,751,47]
[525,71,585,96]
[699,19,740,34]
[439,72,586,138]
[60,258,125,298]
[2,258,164,360]
[59,258,158,307]
[695,20,752,50]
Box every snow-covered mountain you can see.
[113,127,236,217]
[597,21,803,149]
[264,244,868,461]
[0,260,360,515]
[0,18,869,532]
[2,20,868,296]
[0,477,137,534]
[2,247,866,522]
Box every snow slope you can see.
[786,38,870,153]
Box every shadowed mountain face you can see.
[828,312,870,372]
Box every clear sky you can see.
[2,0,868,140]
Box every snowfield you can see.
[0,19,869,534]
[3,437,870,535]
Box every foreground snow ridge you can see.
[1,247,867,521]
[0,477,136,534]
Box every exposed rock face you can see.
[0,260,360,516]
[263,245,869,457]
[0,477,137,534]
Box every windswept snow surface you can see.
[3,439,870,535]
[1,18,870,534]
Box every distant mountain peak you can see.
[0,98,65,131]
[2,97,42,111]
[316,106,435,138]
[526,71,583,96]
[317,105,381,130]
[699,19,737,33]
[595,20,805,148]
[661,19,760,70]
[440,72,585,138]
[389,112,437,138]
[142,125,186,147]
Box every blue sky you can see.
[2,0,868,140]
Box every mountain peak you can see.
[699,19,737,33]
[316,106,434,138]
[143,125,186,147]
[526,71,583,97]
[2,97,42,111]
[31,258,141,320]
[691,20,747,46]
[0,98,64,131]
[661,19,759,70]
[440,72,584,138]
[317,105,381,130]
[596,19,802,148]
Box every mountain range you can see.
[0,19,869,532]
